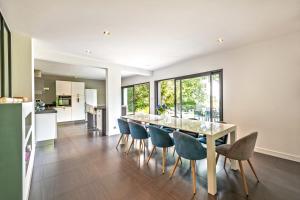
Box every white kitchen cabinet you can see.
[72,82,85,95]
[56,107,72,122]
[36,112,57,141]
[85,89,97,107]
[55,81,85,122]
[56,81,72,96]
[71,95,85,121]
[71,82,85,121]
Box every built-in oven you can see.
[57,96,72,107]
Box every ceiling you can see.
[35,59,134,80]
[1,0,300,70]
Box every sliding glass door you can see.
[156,70,223,122]
[157,79,175,116]
[122,86,134,115]
[179,75,210,120]
[134,83,150,113]
[122,82,150,114]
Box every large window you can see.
[155,70,223,122]
[122,82,150,114]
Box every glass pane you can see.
[122,87,134,115]
[0,21,2,95]
[3,24,10,97]
[134,83,150,114]
[212,73,221,122]
[157,79,175,116]
[181,76,210,120]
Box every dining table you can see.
[122,113,238,195]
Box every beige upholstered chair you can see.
[216,132,259,196]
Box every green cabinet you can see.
[0,102,35,200]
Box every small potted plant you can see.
[156,104,168,115]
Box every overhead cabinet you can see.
[56,81,72,96]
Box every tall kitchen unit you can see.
[56,81,85,122]
[71,82,85,121]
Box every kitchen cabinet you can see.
[55,81,85,122]
[56,81,72,96]
[72,82,85,95]
[71,95,85,121]
[35,111,57,142]
[85,89,97,107]
[56,107,72,122]
[71,82,85,121]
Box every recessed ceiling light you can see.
[84,49,92,54]
[103,30,111,36]
[218,38,224,43]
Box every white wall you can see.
[122,31,300,162]
[11,32,33,101]
[106,67,122,135]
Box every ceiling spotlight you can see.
[84,49,92,54]
[218,38,224,43]
[103,30,111,36]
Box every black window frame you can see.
[155,69,223,122]
[0,12,12,97]
[121,82,150,114]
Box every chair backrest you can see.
[128,121,149,139]
[148,125,174,148]
[117,118,130,135]
[173,131,207,160]
[227,132,258,160]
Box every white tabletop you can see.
[123,113,236,137]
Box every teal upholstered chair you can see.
[216,132,259,196]
[127,121,149,160]
[147,125,174,174]
[116,118,130,148]
[170,131,207,194]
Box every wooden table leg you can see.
[206,135,217,195]
[230,130,238,170]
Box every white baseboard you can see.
[255,147,300,163]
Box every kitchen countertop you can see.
[35,108,57,114]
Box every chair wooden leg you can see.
[238,160,249,196]
[139,140,142,160]
[126,139,134,154]
[216,153,219,165]
[162,147,167,174]
[223,157,227,169]
[247,159,259,182]
[116,134,123,149]
[169,156,180,178]
[147,146,156,164]
[191,160,197,194]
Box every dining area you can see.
[117,113,259,197]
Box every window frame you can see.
[155,69,223,121]
[0,12,12,97]
[121,82,150,114]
